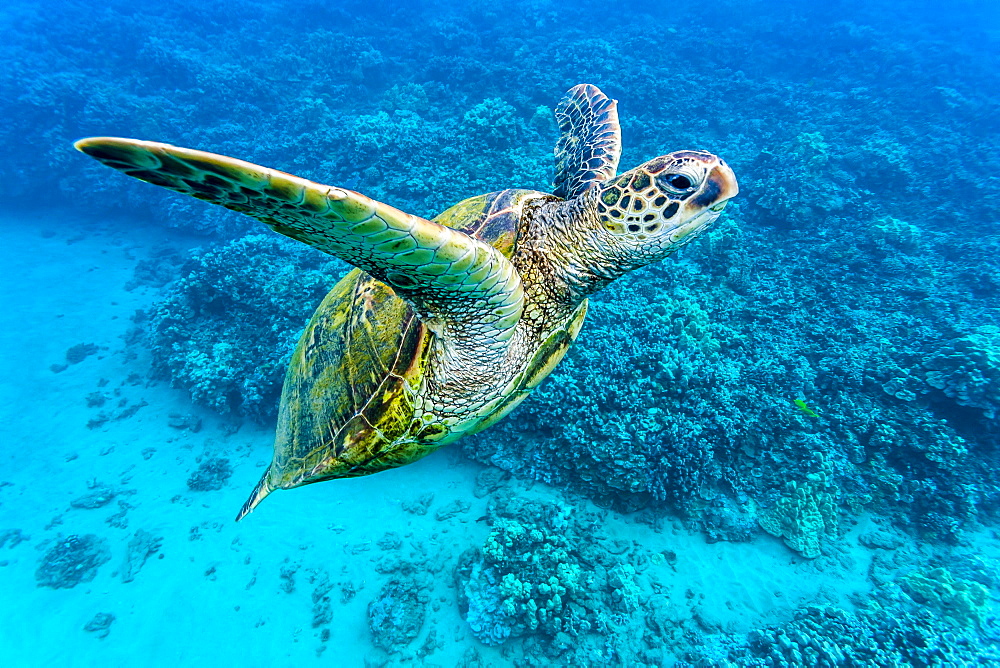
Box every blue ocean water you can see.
[2,0,999,664]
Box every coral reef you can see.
[899,567,990,629]
[686,550,999,666]
[922,326,1000,419]
[757,458,839,558]
[457,495,647,657]
[367,580,427,651]
[148,235,344,420]
[693,605,1000,667]
[7,1,993,239]
[186,458,233,492]
[461,498,586,644]
[36,535,111,589]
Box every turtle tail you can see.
[235,470,274,522]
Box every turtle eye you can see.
[657,167,703,195]
[668,174,691,189]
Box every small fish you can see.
[794,399,819,418]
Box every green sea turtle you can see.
[75,83,738,520]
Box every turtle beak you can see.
[668,161,738,243]
[714,161,739,202]
[695,161,739,211]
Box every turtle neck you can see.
[517,188,644,311]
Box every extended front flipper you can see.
[74,137,523,353]
[552,84,622,200]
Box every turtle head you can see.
[594,150,738,264]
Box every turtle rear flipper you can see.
[74,138,524,352]
[552,84,622,200]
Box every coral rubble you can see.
[36,535,111,589]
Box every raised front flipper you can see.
[74,137,523,351]
[552,84,622,200]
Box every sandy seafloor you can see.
[1,208,997,665]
